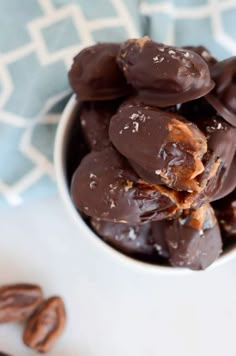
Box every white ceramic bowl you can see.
[54,95,236,274]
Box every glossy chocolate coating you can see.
[80,100,120,151]
[66,105,89,185]
[109,103,207,192]
[183,45,217,66]
[179,97,216,119]
[214,189,236,237]
[69,43,131,101]
[91,219,155,256]
[117,37,214,107]
[180,100,236,201]
[214,155,236,201]
[195,116,236,201]
[71,147,178,224]
[206,57,236,127]
[159,204,222,270]
[151,221,170,258]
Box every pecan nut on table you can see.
[0,283,66,354]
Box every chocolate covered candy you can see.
[109,103,207,192]
[196,115,236,200]
[214,189,236,238]
[180,100,236,201]
[69,43,131,101]
[71,147,180,224]
[117,37,214,107]
[157,204,222,270]
[91,219,155,256]
[206,57,236,127]
[80,100,120,151]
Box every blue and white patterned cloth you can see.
[0,0,236,205]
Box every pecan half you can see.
[0,284,43,323]
[23,296,66,353]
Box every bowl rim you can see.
[54,94,236,275]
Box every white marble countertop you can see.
[1,194,236,356]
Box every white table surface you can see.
[1,194,236,356]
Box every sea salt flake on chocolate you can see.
[153,55,165,63]
[128,228,137,240]
[110,199,116,208]
[184,52,190,58]
[154,243,163,252]
[90,181,97,189]
[168,240,178,249]
[129,113,139,120]
[132,122,139,132]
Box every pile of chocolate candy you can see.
[68,37,236,270]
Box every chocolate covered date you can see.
[109,103,207,192]
[71,147,180,224]
[162,204,222,270]
[91,219,155,256]
[206,57,236,127]
[180,100,236,201]
[117,37,214,107]
[69,43,131,101]
[80,100,120,151]
[198,116,236,201]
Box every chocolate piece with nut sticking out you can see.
[214,189,236,238]
[109,103,207,192]
[23,296,66,353]
[206,57,236,127]
[117,37,214,107]
[80,100,120,151]
[91,219,155,256]
[162,204,222,270]
[0,284,43,323]
[71,147,183,224]
[183,45,217,67]
[69,43,132,101]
